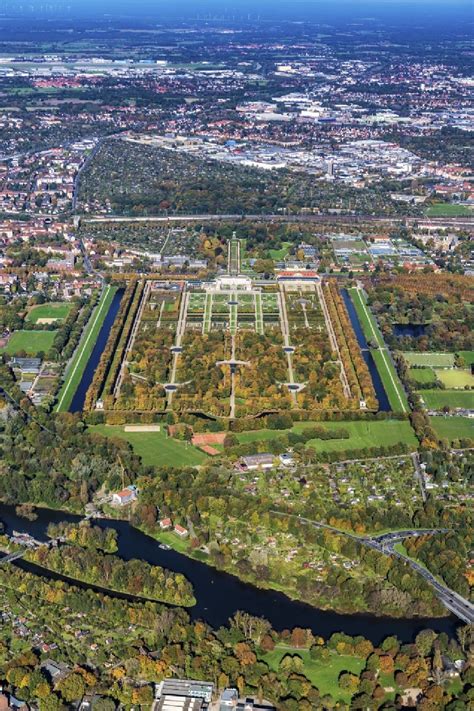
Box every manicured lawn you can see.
[238,420,417,453]
[260,646,365,701]
[418,390,474,410]
[457,351,474,366]
[26,302,72,323]
[55,286,116,412]
[269,242,292,260]
[429,416,473,443]
[408,368,436,384]
[0,330,57,356]
[402,352,455,368]
[89,425,207,467]
[436,369,474,389]
[348,288,408,413]
[426,203,473,217]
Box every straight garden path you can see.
[316,283,351,399]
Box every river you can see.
[69,288,124,412]
[0,505,457,644]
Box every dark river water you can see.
[342,290,390,411]
[69,288,124,412]
[0,505,457,644]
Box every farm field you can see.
[237,419,417,452]
[419,389,474,410]
[402,352,455,367]
[89,424,207,467]
[55,286,117,412]
[348,287,408,413]
[0,330,56,356]
[26,302,72,323]
[429,416,473,443]
[259,646,366,702]
[436,369,474,389]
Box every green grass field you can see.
[260,646,365,701]
[408,368,437,384]
[89,425,207,467]
[425,203,473,217]
[348,288,408,413]
[26,302,72,323]
[457,351,474,366]
[0,330,57,356]
[418,390,474,410]
[269,242,292,260]
[402,352,455,367]
[429,416,473,443]
[55,286,116,412]
[436,369,474,389]
[238,419,417,453]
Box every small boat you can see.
[159,543,171,550]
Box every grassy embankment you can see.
[348,287,409,413]
[55,285,117,412]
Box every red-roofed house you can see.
[174,524,189,538]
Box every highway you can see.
[270,510,474,624]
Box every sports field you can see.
[89,424,207,467]
[237,419,417,453]
[436,369,474,389]
[419,390,474,410]
[425,203,473,217]
[429,416,473,443]
[0,330,56,356]
[408,368,436,385]
[349,287,408,413]
[26,302,72,323]
[55,286,117,412]
[402,352,455,368]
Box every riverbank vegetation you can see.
[25,542,196,607]
[47,520,118,553]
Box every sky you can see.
[0,0,471,20]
